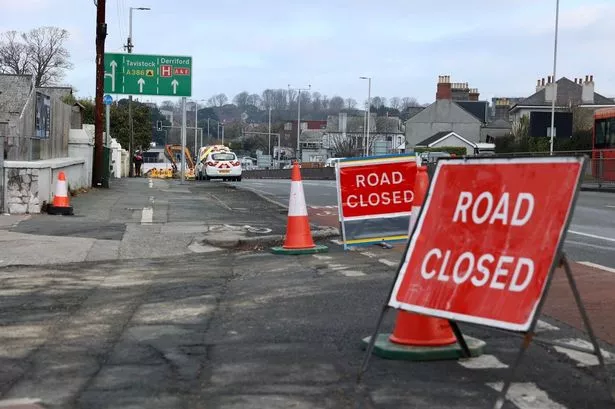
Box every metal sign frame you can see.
[357,155,614,408]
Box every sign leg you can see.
[493,330,535,409]
[357,304,389,383]
[561,254,614,401]
[449,321,471,358]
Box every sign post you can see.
[335,154,417,249]
[359,156,613,407]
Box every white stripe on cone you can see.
[55,180,68,197]
[288,180,308,217]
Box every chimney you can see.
[469,88,480,101]
[436,75,452,100]
[582,74,595,104]
[545,77,557,103]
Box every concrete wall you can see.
[68,128,94,188]
[243,167,335,180]
[405,100,481,147]
[3,158,86,214]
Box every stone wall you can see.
[5,168,39,214]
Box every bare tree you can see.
[329,96,344,112]
[261,89,274,109]
[389,97,401,110]
[0,31,29,74]
[345,98,357,109]
[311,92,322,111]
[401,97,420,110]
[0,27,72,86]
[327,133,362,157]
[371,96,386,109]
[233,91,249,108]
[247,93,261,107]
[321,95,330,110]
[213,93,228,107]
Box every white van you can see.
[202,150,242,181]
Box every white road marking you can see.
[553,338,613,367]
[458,355,508,369]
[578,261,615,274]
[536,320,560,332]
[360,251,378,258]
[312,255,332,260]
[148,179,153,188]
[487,382,567,409]
[328,264,350,271]
[606,205,615,209]
[568,230,615,243]
[565,240,614,251]
[340,270,365,277]
[379,259,398,267]
[140,207,153,224]
[330,239,343,245]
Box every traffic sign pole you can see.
[180,97,186,184]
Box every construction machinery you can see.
[164,144,196,179]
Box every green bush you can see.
[413,146,468,156]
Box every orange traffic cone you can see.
[389,164,455,346]
[271,162,328,255]
[47,171,74,215]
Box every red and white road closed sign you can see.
[388,157,585,331]
[338,158,417,219]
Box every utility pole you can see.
[360,76,372,156]
[94,0,107,186]
[125,6,149,177]
[288,84,311,162]
[268,106,272,156]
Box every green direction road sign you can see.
[104,52,192,97]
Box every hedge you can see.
[413,146,468,156]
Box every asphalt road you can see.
[234,179,615,269]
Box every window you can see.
[211,153,236,161]
[284,122,292,131]
[595,118,615,148]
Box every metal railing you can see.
[426,149,615,189]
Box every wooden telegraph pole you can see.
[93,0,107,186]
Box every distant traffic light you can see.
[156,120,162,131]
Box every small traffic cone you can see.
[47,171,74,216]
[271,162,328,255]
[361,161,485,360]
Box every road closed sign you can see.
[388,157,585,331]
[336,154,417,248]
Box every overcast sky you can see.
[1,0,614,105]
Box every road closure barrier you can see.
[335,154,417,248]
[359,156,615,408]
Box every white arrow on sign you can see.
[171,79,179,94]
[104,60,117,92]
[138,78,145,93]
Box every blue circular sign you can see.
[103,94,113,105]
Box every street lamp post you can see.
[289,84,311,162]
[268,106,272,156]
[360,76,372,156]
[549,0,560,155]
[125,6,150,177]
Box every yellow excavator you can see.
[164,144,196,179]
